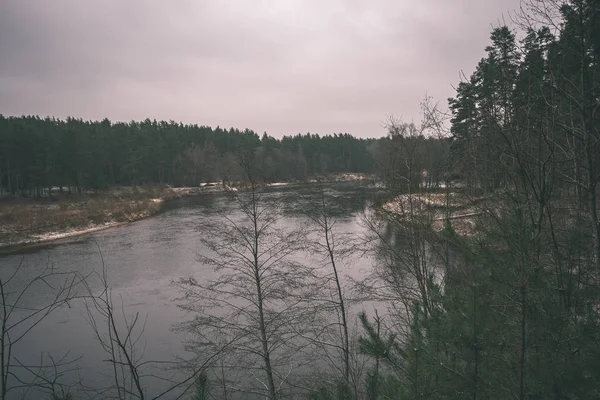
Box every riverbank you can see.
[0,188,164,250]
[0,184,239,250]
[381,189,486,236]
[0,186,225,251]
[0,173,374,250]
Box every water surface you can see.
[0,182,384,399]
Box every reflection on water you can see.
[0,182,387,399]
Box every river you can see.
[0,182,389,399]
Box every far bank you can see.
[0,174,373,252]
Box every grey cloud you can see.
[0,0,522,137]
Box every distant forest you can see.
[0,116,447,196]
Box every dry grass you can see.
[382,191,486,236]
[0,187,175,246]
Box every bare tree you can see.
[355,99,455,383]
[13,352,82,400]
[176,160,315,399]
[0,257,81,400]
[82,255,147,400]
[369,117,443,317]
[82,246,231,400]
[301,180,355,392]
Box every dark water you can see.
[0,182,385,399]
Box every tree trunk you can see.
[251,186,278,400]
[520,273,526,400]
[586,148,600,269]
[321,188,350,384]
[255,271,277,400]
[473,284,478,400]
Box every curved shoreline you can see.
[0,197,171,254]
[0,176,374,254]
[0,221,131,254]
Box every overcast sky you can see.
[0,0,522,138]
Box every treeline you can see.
[353,1,600,399]
[449,18,600,199]
[0,117,382,196]
[446,1,599,265]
